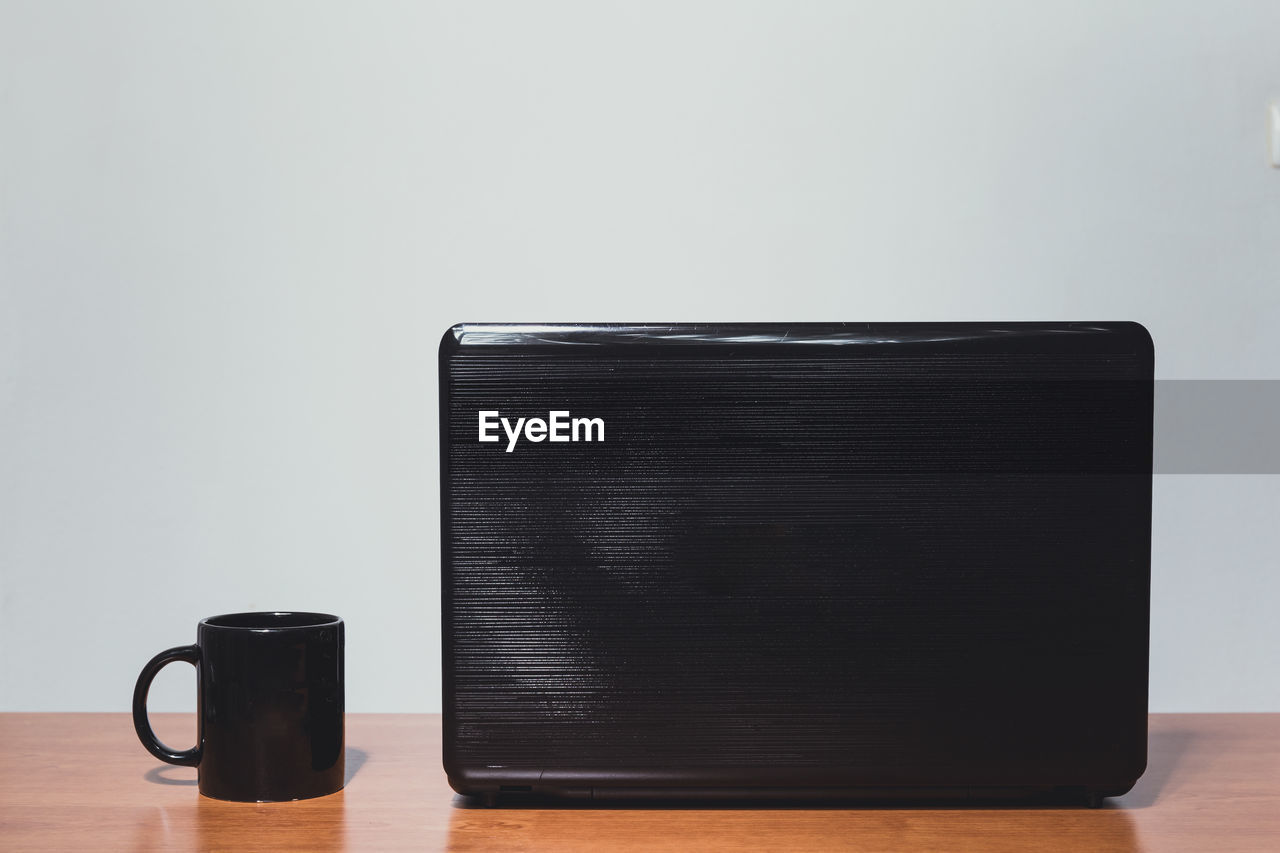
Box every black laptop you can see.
[440,322,1152,806]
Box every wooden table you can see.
[1,713,1277,851]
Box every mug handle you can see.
[132,645,202,766]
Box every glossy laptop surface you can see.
[440,323,1152,805]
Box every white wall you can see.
[2,1,1278,713]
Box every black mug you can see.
[133,612,345,802]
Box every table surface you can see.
[1,713,1278,851]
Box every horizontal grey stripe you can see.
[1156,381,1280,473]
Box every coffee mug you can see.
[133,611,345,802]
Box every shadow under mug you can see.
[133,611,345,802]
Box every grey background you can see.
[1,1,1278,713]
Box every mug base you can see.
[197,783,346,804]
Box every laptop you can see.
[440,322,1152,806]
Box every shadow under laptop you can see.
[454,789,1114,811]
[1112,728,1194,809]
[450,727,1193,814]
[448,794,1143,852]
[445,729,1191,850]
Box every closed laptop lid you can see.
[440,322,1153,799]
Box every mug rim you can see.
[200,611,343,632]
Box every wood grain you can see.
[1,713,1277,851]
